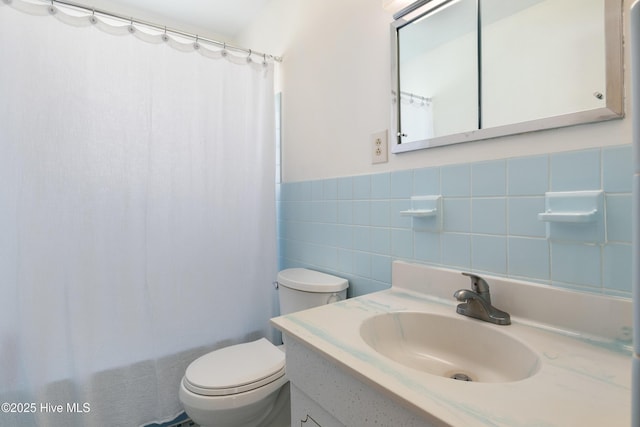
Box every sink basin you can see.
[360,312,540,383]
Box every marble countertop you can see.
[271,263,631,427]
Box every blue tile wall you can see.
[277,146,633,298]
[551,149,601,191]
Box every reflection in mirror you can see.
[391,0,623,153]
[398,0,477,142]
[482,0,606,128]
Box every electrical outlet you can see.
[371,130,388,164]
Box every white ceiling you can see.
[69,0,272,40]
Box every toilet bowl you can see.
[178,268,348,427]
[179,339,289,427]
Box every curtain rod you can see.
[400,90,431,103]
[41,0,283,62]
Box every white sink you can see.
[360,312,540,383]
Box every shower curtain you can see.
[399,93,434,143]
[0,2,277,426]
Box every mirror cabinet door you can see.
[481,0,606,128]
[397,0,478,143]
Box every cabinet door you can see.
[291,383,345,427]
[300,414,322,426]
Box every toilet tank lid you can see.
[277,268,348,293]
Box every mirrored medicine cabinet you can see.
[390,0,624,153]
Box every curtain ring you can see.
[193,35,200,50]
[161,26,169,42]
[128,18,135,34]
[89,8,97,24]
[221,42,227,57]
[48,0,56,14]
[246,49,252,63]
[262,53,268,67]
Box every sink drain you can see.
[449,372,473,382]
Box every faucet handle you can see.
[461,272,491,304]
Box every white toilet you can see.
[179,268,349,427]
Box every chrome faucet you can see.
[453,273,511,325]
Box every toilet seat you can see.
[183,338,285,396]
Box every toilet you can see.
[178,268,349,427]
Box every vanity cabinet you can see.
[285,335,439,427]
[291,384,340,427]
[273,262,631,427]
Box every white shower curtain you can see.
[0,3,277,426]
[399,94,433,143]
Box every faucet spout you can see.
[453,289,479,302]
[454,274,511,325]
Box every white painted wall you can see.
[239,0,633,183]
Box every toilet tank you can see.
[276,268,348,315]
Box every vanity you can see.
[271,261,632,426]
